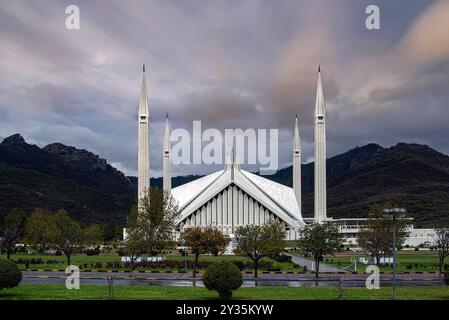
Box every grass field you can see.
[0,284,448,300]
[324,251,442,273]
[1,250,444,273]
[0,253,298,272]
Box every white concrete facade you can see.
[305,217,436,247]
[138,64,150,201]
[403,228,436,247]
[293,116,301,212]
[314,67,327,223]
[172,157,305,240]
[163,115,171,193]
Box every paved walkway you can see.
[286,254,347,273]
[21,271,444,287]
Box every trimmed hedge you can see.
[121,259,274,271]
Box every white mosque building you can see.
[135,65,435,245]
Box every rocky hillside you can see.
[270,143,449,227]
[1,133,448,227]
[0,134,135,225]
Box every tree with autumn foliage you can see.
[180,227,230,277]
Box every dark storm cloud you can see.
[0,0,448,177]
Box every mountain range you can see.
[1,133,449,227]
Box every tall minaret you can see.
[163,114,171,193]
[138,64,150,202]
[293,115,301,212]
[314,66,327,222]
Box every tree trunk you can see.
[192,253,199,278]
[254,259,258,278]
[315,257,320,278]
[66,253,71,267]
[439,255,444,275]
[7,249,11,260]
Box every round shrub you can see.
[0,260,22,290]
[203,261,242,299]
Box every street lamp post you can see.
[382,208,406,300]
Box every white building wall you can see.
[404,228,436,247]
[179,184,300,239]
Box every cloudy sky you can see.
[1,0,448,177]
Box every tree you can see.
[121,203,141,265]
[181,227,207,277]
[233,221,286,278]
[84,224,105,247]
[25,208,53,253]
[433,227,449,274]
[49,209,84,266]
[299,222,343,278]
[123,188,179,267]
[208,228,230,256]
[0,208,27,259]
[357,204,408,266]
[102,223,121,242]
[181,227,230,277]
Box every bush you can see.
[268,267,281,272]
[203,261,242,299]
[0,260,22,290]
[30,258,43,264]
[15,258,44,265]
[85,248,100,256]
[45,260,62,264]
[179,249,188,257]
[231,260,245,271]
[271,254,292,263]
[117,249,126,256]
[119,259,274,272]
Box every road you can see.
[286,254,347,273]
[21,271,445,287]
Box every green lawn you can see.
[0,252,121,270]
[0,284,448,300]
[0,253,299,272]
[323,251,442,272]
[2,251,443,273]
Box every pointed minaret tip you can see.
[143,64,146,72]
[318,65,321,73]
[166,113,169,119]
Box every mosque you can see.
[134,65,435,245]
